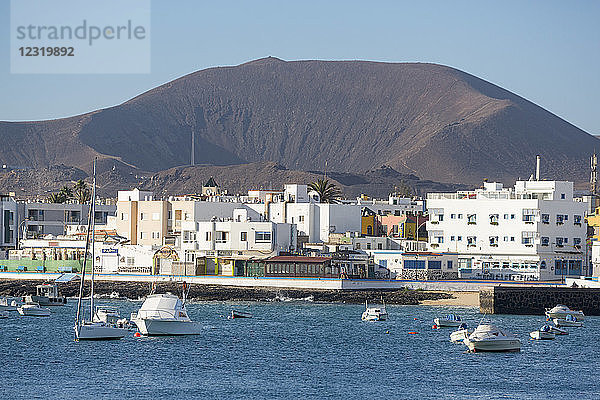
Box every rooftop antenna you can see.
[535,155,541,181]
[324,161,327,180]
[591,151,598,207]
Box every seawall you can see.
[479,286,600,315]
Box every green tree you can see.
[308,178,342,203]
[73,180,90,203]
[47,192,66,203]
[58,186,73,201]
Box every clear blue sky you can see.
[1,0,599,134]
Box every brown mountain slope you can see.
[0,57,596,184]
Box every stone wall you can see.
[479,286,600,315]
[397,270,459,281]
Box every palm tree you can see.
[47,192,65,203]
[58,186,73,202]
[308,178,342,203]
[73,180,90,203]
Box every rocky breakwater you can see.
[0,279,453,305]
[480,286,600,315]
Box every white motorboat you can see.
[361,298,388,321]
[463,322,521,352]
[17,302,51,317]
[131,293,201,336]
[530,325,555,340]
[24,283,67,306]
[450,323,473,343]
[553,314,583,328]
[548,325,569,335]
[73,159,128,341]
[545,305,584,321]
[434,314,463,327]
[0,297,19,312]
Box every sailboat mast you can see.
[89,159,97,322]
[75,161,95,328]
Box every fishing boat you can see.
[131,290,201,336]
[553,314,583,327]
[434,314,463,327]
[73,159,128,341]
[450,323,472,343]
[24,283,67,306]
[228,310,253,319]
[545,305,584,321]
[17,302,50,317]
[0,297,18,311]
[463,322,521,352]
[361,298,388,321]
[530,325,555,340]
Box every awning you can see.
[55,273,79,283]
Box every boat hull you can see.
[530,331,555,340]
[450,329,472,343]
[434,318,462,327]
[362,312,388,321]
[17,306,50,317]
[75,323,128,340]
[24,295,67,306]
[553,318,583,328]
[465,339,521,352]
[133,318,202,336]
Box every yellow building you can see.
[361,208,377,236]
[586,206,600,241]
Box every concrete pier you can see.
[479,286,600,315]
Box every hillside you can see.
[0,57,596,186]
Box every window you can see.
[510,214,515,219]
[489,236,498,246]
[447,261,453,269]
[540,261,546,269]
[556,215,564,224]
[510,237,515,242]
[574,238,582,246]
[450,236,455,241]
[428,261,442,269]
[205,232,211,241]
[560,193,565,199]
[489,214,499,224]
[503,236,509,242]
[215,231,229,243]
[152,212,160,221]
[457,214,463,219]
[175,210,182,220]
[241,232,247,241]
[436,236,444,244]
[140,213,145,220]
[377,243,383,250]
[503,214,509,220]
[521,231,534,245]
[356,243,361,250]
[457,236,462,241]
[450,214,456,219]
[299,215,305,222]
[522,209,535,223]
[467,236,476,246]
[541,237,549,246]
[255,231,272,242]
[121,213,128,221]
[438,214,444,222]
[126,257,135,266]
[140,232,147,239]
[574,215,582,225]
[151,231,160,239]
[366,243,372,250]
[467,214,476,224]
[564,238,568,244]
[556,237,564,247]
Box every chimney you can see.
[535,155,541,181]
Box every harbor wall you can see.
[479,286,600,315]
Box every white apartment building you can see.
[426,181,588,281]
[179,208,296,262]
[372,250,458,280]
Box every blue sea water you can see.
[2,299,599,400]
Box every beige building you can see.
[116,189,168,246]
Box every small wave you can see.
[269,293,314,302]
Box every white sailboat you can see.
[74,159,127,341]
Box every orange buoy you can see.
[408,331,418,334]
[134,332,141,337]
[432,324,438,329]
[413,318,418,320]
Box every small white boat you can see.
[74,321,128,340]
[17,302,51,317]
[450,323,472,343]
[131,293,201,336]
[530,325,555,340]
[548,325,568,335]
[228,310,253,319]
[545,305,584,321]
[0,297,18,312]
[361,298,388,322]
[434,314,463,327]
[463,322,521,352]
[553,314,583,328]
[24,283,67,306]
